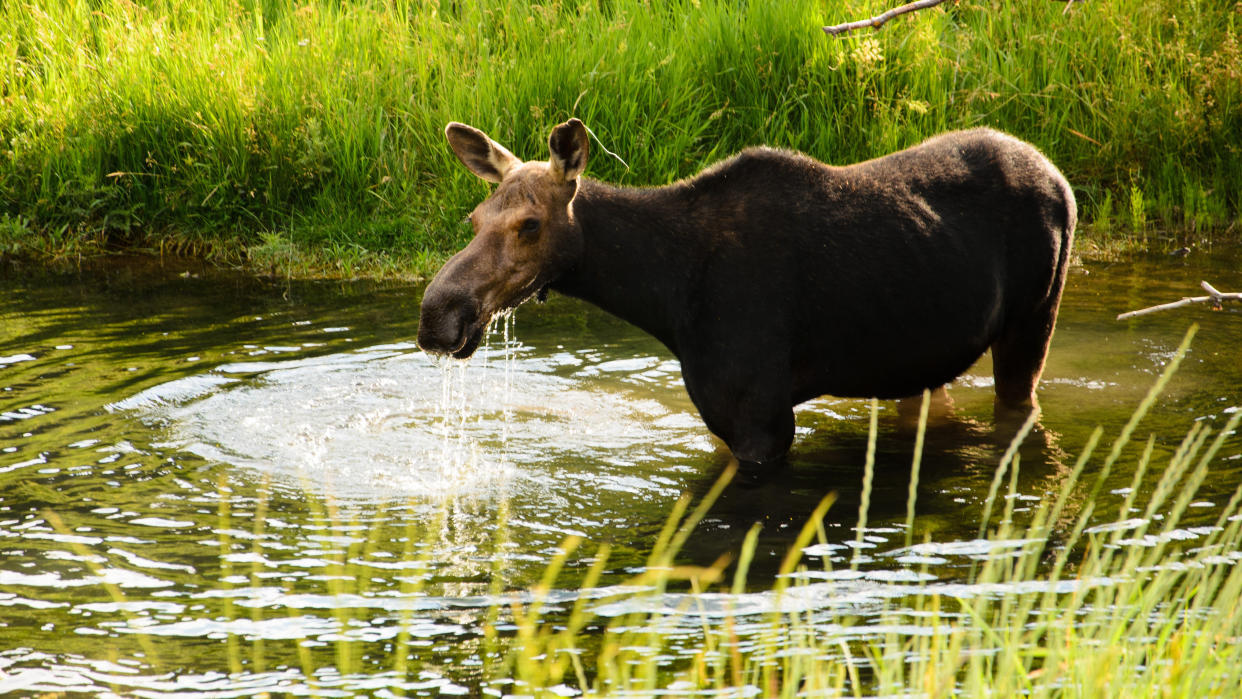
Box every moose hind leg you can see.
[991,331,1047,413]
[991,293,1065,414]
[992,213,1073,415]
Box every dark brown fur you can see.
[419,119,1076,479]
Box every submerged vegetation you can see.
[2,0,1241,275]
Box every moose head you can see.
[417,119,590,358]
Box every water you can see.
[1,250,1240,695]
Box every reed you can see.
[3,0,1240,275]
[59,323,1239,695]
[903,388,931,548]
[475,325,1242,696]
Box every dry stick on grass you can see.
[1117,281,1242,321]
[823,0,951,36]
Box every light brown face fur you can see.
[417,120,589,358]
[457,162,579,318]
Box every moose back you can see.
[418,119,1076,478]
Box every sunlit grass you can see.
[3,0,1240,275]
[485,325,1242,697]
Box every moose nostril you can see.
[417,284,481,353]
[416,316,459,353]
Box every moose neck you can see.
[550,179,691,354]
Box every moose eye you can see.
[518,218,541,235]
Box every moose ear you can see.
[445,122,522,184]
[548,118,589,183]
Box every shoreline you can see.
[3,223,1239,285]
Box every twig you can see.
[1116,281,1242,321]
[581,122,630,171]
[823,0,951,36]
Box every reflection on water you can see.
[0,249,1240,695]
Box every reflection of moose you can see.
[418,119,1076,481]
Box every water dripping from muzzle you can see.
[428,310,520,487]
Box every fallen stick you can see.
[823,0,951,36]
[1116,281,1242,321]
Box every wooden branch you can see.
[823,0,951,37]
[1116,281,1242,321]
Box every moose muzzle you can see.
[417,269,488,359]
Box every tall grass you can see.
[2,0,1240,273]
[83,323,1229,697]
[34,325,1242,694]
[492,325,1242,697]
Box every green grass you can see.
[3,0,1242,276]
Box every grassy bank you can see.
[3,0,1241,277]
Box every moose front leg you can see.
[728,404,796,485]
[679,354,796,485]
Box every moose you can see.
[418,118,1076,480]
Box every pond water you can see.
[1,248,1240,695]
